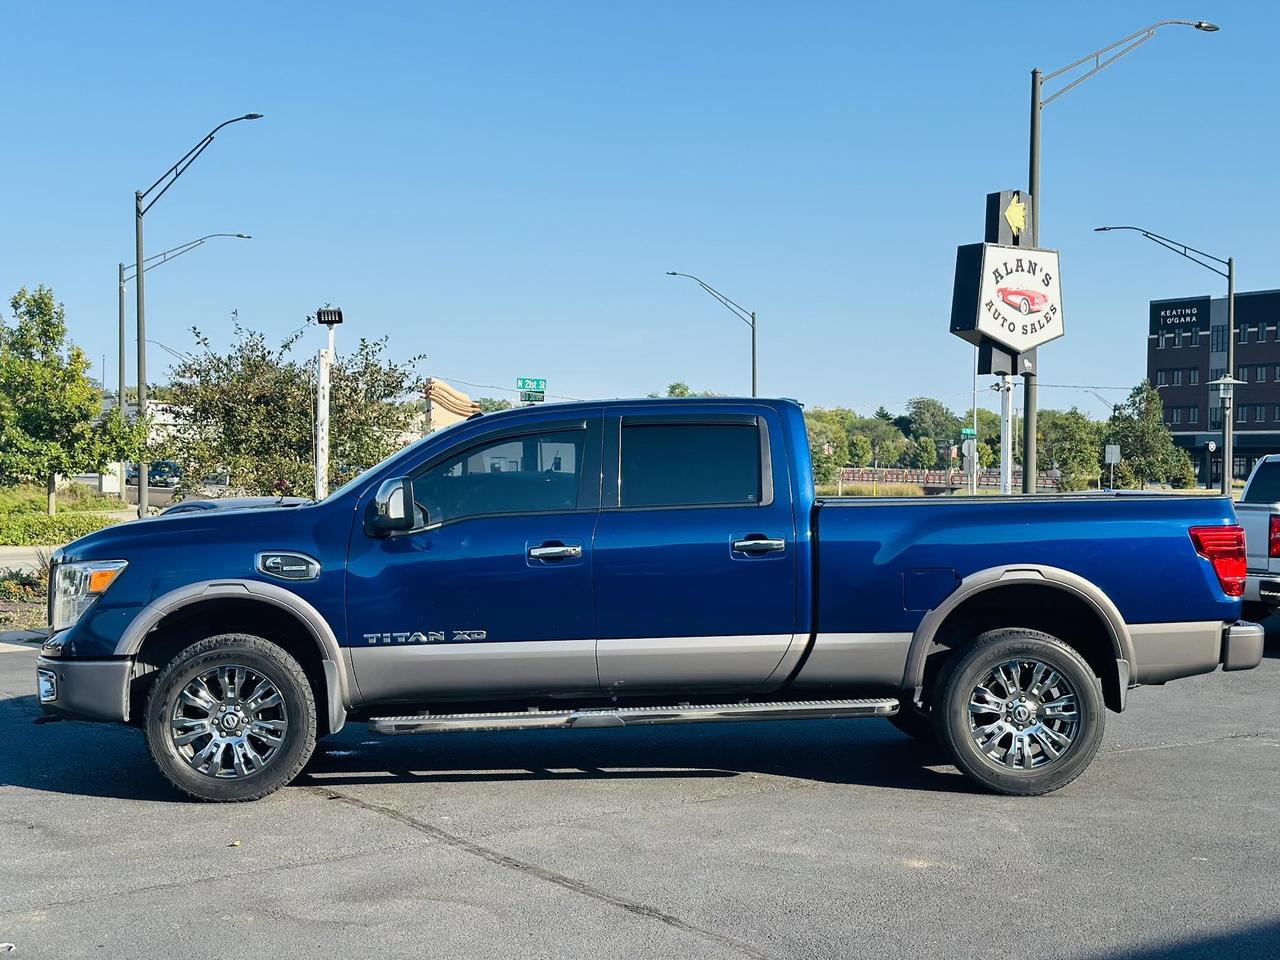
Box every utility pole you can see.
[314,308,344,499]
[1224,256,1236,491]
[117,262,127,500]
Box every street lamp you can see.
[116,233,251,499]
[134,113,263,517]
[1025,18,1217,494]
[665,272,758,396]
[1095,225,1235,494]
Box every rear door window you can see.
[1244,461,1280,503]
[619,422,761,508]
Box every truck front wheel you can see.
[936,629,1104,796]
[144,634,317,802]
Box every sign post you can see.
[1104,443,1121,490]
[951,218,1064,496]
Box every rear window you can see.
[1244,461,1280,503]
[620,422,761,507]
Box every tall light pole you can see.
[1095,225,1235,494]
[666,272,757,396]
[1026,18,1218,494]
[134,113,262,517]
[117,233,251,500]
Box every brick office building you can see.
[1148,289,1280,485]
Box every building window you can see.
[1192,329,1202,347]
[1258,365,1269,383]
[1210,407,1223,429]
[1239,326,1249,344]
[1237,405,1248,423]
[1239,367,1248,383]
[1211,326,1228,352]
[1189,407,1199,425]
[1190,368,1200,385]
[1173,369,1184,386]
[1257,405,1267,423]
[1172,407,1182,424]
[1156,370,1167,386]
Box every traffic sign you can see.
[516,377,546,392]
[961,427,977,438]
[1104,444,1121,465]
[961,439,977,458]
[520,390,546,403]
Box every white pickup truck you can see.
[1238,454,1280,618]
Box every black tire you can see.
[145,634,317,802]
[888,705,938,746]
[935,628,1104,796]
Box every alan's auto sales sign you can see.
[950,242,1064,355]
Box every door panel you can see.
[347,416,602,702]
[594,409,798,693]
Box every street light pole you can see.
[117,233,250,501]
[1095,226,1235,494]
[117,262,127,499]
[666,272,758,397]
[1025,18,1218,494]
[133,113,262,518]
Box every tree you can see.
[908,435,937,469]
[1041,408,1101,491]
[157,318,423,498]
[898,398,961,468]
[476,397,513,413]
[0,286,144,513]
[648,381,719,398]
[847,433,873,467]
[1104,382,1185,488]
[804,411,849,485]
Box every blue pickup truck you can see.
[36,398,1263,801]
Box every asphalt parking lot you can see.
[2,636,1278,960]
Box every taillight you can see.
[1189,525,1246,598]
[1270,515,1280,558]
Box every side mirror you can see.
[366,477,417,537]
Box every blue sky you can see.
[2,0,1276,418]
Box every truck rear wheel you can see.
[936,629,1104,796]
[144,634,317,802]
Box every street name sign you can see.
[961,427,977,438]
[516,377,546,392]
[520,390,546,403]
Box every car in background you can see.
[125,460,182,487]
[1236,454,1280,618]
[996,286,1048,315]
[160,496,306,516]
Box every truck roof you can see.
[471,396,802,423]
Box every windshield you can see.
[319,418,472,503]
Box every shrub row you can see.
[0,513,119,546]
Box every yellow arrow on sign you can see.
[1004,194,1027,237]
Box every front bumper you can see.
[1222,621,1265,672]
[35,655,132,722]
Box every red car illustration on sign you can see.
[997,286,1048,315]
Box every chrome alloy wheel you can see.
[966,658,1080,770]
[169,664,289,779]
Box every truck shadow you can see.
[1,692,969,800]
[296,718,973,794]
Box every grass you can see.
[816,481,927,497]
[0,483,123,514]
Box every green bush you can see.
[0,483,122,514]
[0,568,45,602]
[0,513,119,546]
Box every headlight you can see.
[51,560,128,633]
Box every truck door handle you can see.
[529,544,583,560]
[732,537,786,554]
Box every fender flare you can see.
[901,564,1136,702]
[115,579,355,730]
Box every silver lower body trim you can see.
[1129,620,1223,684]
[596,634,797,692]
[791,632,913,688]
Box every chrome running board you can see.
[369,698,899,735]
